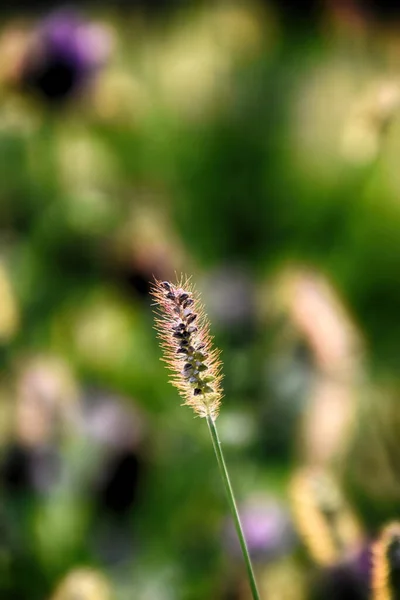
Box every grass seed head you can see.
[151,276,223,419]
[372,522,400,600]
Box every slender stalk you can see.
[206,415,261,600]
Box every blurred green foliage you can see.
[1,2,400,599]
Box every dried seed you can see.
[173,331,185,339]
[186,313,197,325]
[182,298,194,308]
[151,277,222,419]
[178,292,190,304]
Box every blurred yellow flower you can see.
[0,262,19,342]
[50,567,112,600]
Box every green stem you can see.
[206,415,261,600]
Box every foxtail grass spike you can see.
[151,275,261,600]
[289,467,362,567]
[151,276,223,419]
[372,522,400,600]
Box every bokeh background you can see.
[1,1,400,598]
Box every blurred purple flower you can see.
[314,542,372,600]
[223,495,297,562]
[79,388,148,515]
[21,8,111,103]
[79,388,148,565]
[201,265,256,336]
[352,542,372,585]
[80,388,146,452]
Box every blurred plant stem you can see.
[206,415,261,600]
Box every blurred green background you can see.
[1,1,400,599]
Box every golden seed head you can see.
[151,276,223,419]
[372,522,400,600]
[289,467,363,567]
